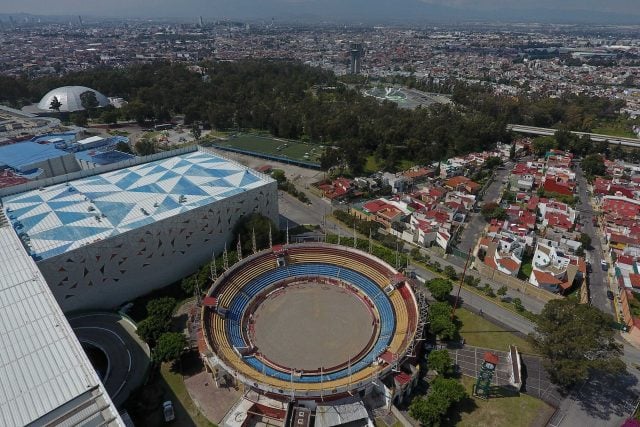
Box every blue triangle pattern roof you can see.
[1,150,273,261]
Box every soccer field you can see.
[215,134,323,164]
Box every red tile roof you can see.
[630,274,640,289]
[543,179,573,196]
[498,258,520,273]
[533,270,563,285]
[618,255,635,266]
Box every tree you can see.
[233,213,280,254]
[497,286,508,296]
[409,394,448,427]
[271,169,287,185]
[190,123,202,140]
[427,349,454,376]
[481,202,507,221]
[483,156,502,170]
[509,143,516,160]
[146,297,177,322]
[428,302,457,340]
[101,109,119,125]
[154,332,188,363]
[532,136,556,156]
[135,137,157,155]
[426,278,453,301]
[581,154,605,177]
[512,298,524,312]
[116,141,133,154]
[579,232,592,250]
[80,90,100,115]
[409,377,467,426]
[443,266,458,280]
[409,394,447,427]
[49,96,62,112]
[531,299,625,388]
[70,112,87,127]
[136,316,169,345]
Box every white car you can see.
[163,401,175,422]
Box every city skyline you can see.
[1,0,640,24]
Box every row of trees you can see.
[136,297,188,363]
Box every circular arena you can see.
[202,243,420,399]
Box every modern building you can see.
[36,86,110,113]
[0,221,121,426]
[2,146,278,312]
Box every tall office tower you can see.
[199,16,204,27]
[78,15,83,27]
[349,42,363,74]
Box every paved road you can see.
[574,164,613,314]
[69,312,150,407]
[457,161,513,253]
[411,263,538,334]
[410,248,546,315]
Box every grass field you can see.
[455,375,554,427]
[456,308,537,354]
[365,155,382,173]
[215,134,323,164]
[591,126,637,138]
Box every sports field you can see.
[215,134,323,164]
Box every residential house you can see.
[528,242,583,293]
[443,175,481,195]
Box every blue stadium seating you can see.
[225,262,396,382]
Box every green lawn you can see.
[591,126,637,138]
[398,159,416,170]
[364,155,415,173]
[518,263,532,280]
[365,155,382,173]
[454,375,554,427]
[215,134,322,164]
[456,308,537,354]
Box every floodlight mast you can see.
[451,249,472,319]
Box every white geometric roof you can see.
[37,86,110,112]
[3,151,272,261]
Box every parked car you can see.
[163,401,175,422]
[601,260,608,271]
[607,290,614,301]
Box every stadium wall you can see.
[38,181,278,312]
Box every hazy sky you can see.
[1,0,639,21]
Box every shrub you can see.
[443,265,458,280]
[513,298,524,311]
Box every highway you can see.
[508,124,640,148]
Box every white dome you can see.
[37,86,110,112]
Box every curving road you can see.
[69,312,150,407]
